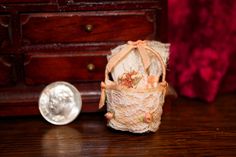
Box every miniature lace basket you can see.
[99,40,168,133]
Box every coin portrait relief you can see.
[47,85,74,120]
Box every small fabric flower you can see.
[105,112,114,120]
[144,113,153,123]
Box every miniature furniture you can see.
[0,0,167,116]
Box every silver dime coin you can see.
[39,81,82,125]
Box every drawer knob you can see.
[87,63,95,71]
[85,24,93,32]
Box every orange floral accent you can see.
[147,75,159,88]
[118,70,142,88]
[105,112,114,120]
[144,113,153,123]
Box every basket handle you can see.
[99,40,167,109]
[105,40,166,83]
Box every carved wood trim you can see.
[0,57,11,68]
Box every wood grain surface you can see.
[1,93,236,156]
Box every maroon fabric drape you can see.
[168,0,236,102]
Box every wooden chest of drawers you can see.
[0,0,167,116]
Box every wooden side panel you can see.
[0,55,15,86]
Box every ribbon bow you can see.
[106,40,152,73]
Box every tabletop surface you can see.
[0,93,236,157]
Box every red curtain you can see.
[168,0,236,102]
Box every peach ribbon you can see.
[106,40,151,72]
[99,82,106,109]
[99,40,167,109]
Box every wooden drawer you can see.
[20,10,155,45]
[0,15,10,49]
[23,53,107,85]
[0,55,15,86]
